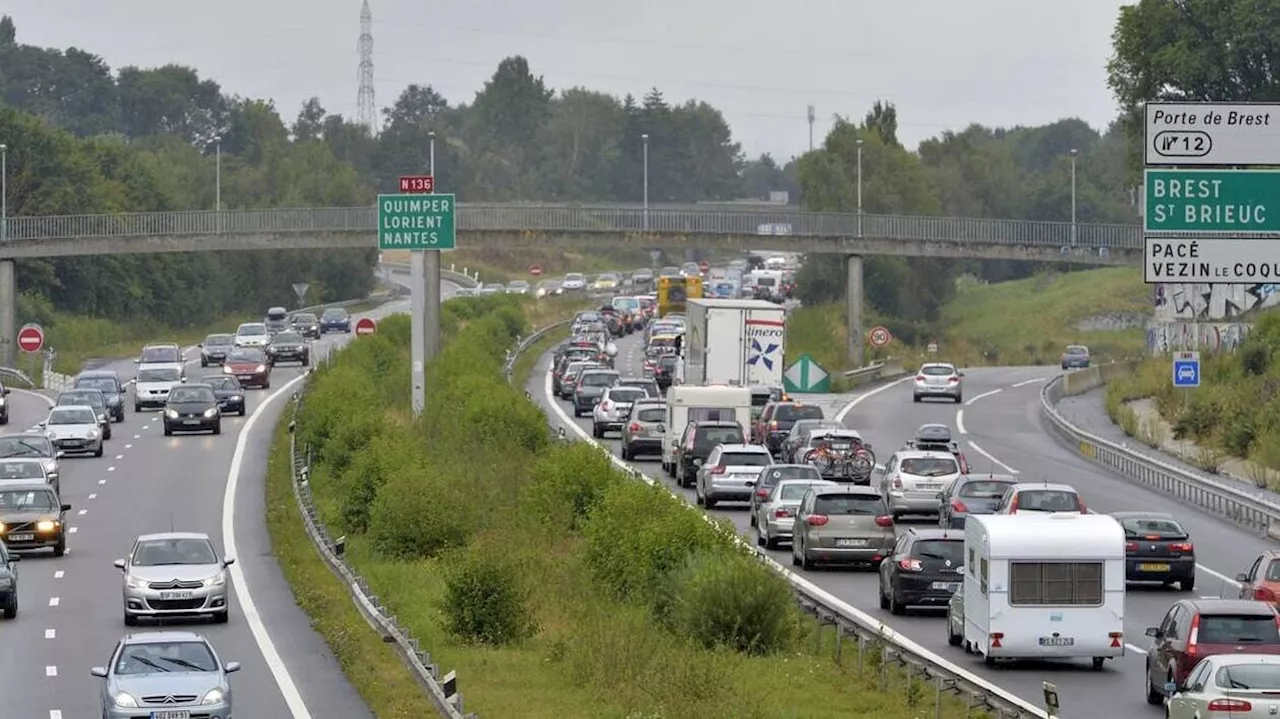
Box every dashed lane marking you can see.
[49,711,62,719]
[97,479,105,485]
[76,509,86,516]
[87,493,96,500]
[114,455,123,460]
[52,571,63,579]
[124,443,132,449]
[44,666,56,677]
[44,629,54,639]
[107,467,115,472]
[47,597,58,607]
[132,435,140,440]
[964,388,1002,406]
[67,527,77,534]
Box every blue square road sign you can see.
[1172,351,1200,388]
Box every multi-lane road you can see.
[527,329,1273,717]
[0,280,440,719]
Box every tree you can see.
[382,84,448,131]
[293,97,327,142]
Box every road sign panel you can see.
[398,175,435,193]
[1144,237,1280,283]
[782,353,830,394]
[529,264,543,276]
[868,326,892,348]
[699,260,710,272]
[649,249,663,264]
[16,324,44,353]
[355,317,377,336]
[292,283,310,303]
[377,193,457,251]
[1172,350,1200,388]
[1145,102,1280,166]
[1144,169,1277,233]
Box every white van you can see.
[660,385,752,474]
[961,513,1126,670]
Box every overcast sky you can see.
[6,0,1127,159]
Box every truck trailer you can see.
[683,298,787,387]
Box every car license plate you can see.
[835,538,867,547]
[151,711,191,719]
[238,374,253,380]
[183,419,201,425]
[918,483,941,490]
[1139,562,1171,572]
[1038,636,1074,646]
[7,533,33,541]
[159,591,194,600]
[931,581,960,591]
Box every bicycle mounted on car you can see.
[802,429,876,484]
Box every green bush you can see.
[520,442,618,533]
[440,539,536,645]
[368,466,473,559]
[657,549,796,655]
[336,428,421,533]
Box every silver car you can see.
[878,450,961,519]
[91,630,238,719]
[0,458,57,495]
[695,443,773,509]
[40,405,104,457]
[116,532,235,625]
[912,362,964,403]
[233,321,270,348]
[754,478,838,549]
[0,433,62,487]
[591,386,647,438]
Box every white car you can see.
[134,366,184,412]
[591,386,648,438]
[878,449,961,519]
[39,405,104,457]
[561,273,587,291]
[912,363,964,403]
[992,482,1085,514]
[694,444,773,509]
[234,322,271,348]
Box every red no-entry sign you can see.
[355,317,377,336]
[17,324,44,353]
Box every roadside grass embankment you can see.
[1104,309,1280,487]
[788,267,1150,379]
[271,294,992,718]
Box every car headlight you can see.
[113,692,139,708]
[203,408,218,418]
[201,688,225,705]
[87,428,99,439]
[165,409,179,419]
[0,522,5,532]
[125,574,146,589]
[230,395,242,402]
[206,571,226,587]
[35,520,55,532]
[223,365,233,374]
[256,364,266,372]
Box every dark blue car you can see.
[1060,344,1091,370]
[319,308,351,334]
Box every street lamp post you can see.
[856,138,864,238]
[0,144,7,243]
[429,131,436,176]
[1070,148,1079,246]
[642,133,650,231]
[213,136,222,211]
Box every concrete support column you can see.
[845,255,864,369]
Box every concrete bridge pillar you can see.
[846,255,864,369]
[0,261,14,370]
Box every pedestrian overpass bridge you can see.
[0,203,1144,265]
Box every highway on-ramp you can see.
[0,279,440,719]
[527,331,1273,717]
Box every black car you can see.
[0,383,9,425]
[320,308,351,333]
[653,355,679,390]
[674,420,746,487]
[199,333,236,367]
[878,527,966,614]
[267,331,310,366]
[755,401,825,456]
[1113,511,1196,591]
[936,474,1019,529]
[162,384,222,436]
[72,371,125,422]
[56,389,112,440]
[572,369,621,416]
[204,375,247,416]
[0,483,70,557]
[291,312,321,339]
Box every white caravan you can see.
[660,385,752,473]
[961,513,1126,670]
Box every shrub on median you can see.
[657,548,797,655]
[440,536,537,646]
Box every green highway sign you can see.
[377,193,457,250]
[1145,169,1277,233]
[783,353,830,394]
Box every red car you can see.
[222,348,272,389]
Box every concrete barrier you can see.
[1058,361,1138,396]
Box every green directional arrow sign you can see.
[783,353,830,394]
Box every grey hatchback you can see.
[620,400,666,460]
[92,631,238,718]
[791,486,895,570]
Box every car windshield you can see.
[238,324,266,336]
[322,309,347,319]
[205,334,234,346]
[137,368,181,383]
[779,481,827,500]
[720,452,771,467]
[914,539,965,562]
[900,458,959,477]
[762,466,821,486]
[565,273,585,282]
[607,388,646,403]
[273,332,304,344]
[169,387,215,403]
[0,461,43,480]
[695,427,744,446]
[1065,346,1089,356]
[227,350,264,363]
[0,489,56,510]
[133,537,218,566]
[959,480,1018,498]
[205,377,239,391]
[0,436,52,458]
[814,494,886,515]
[580,372,619,387]
[293,314,317,324]
[115,641,218,675]
[635,407,665,422]
[141,346,181,363]
[775,405,824,422]
[59,392,103,408]
[1119,517,1186,538]
[1197,615,1280,644]
[48,408,96,425]
[1216,663,1280,690]
[75,377,118,393]
[1266,560,1280,582]
[921,365,956,376]
[1015,490,1081,511]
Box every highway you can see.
[527,330,1275,718]
[0,280,436,719]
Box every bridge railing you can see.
[1,205,1146,248]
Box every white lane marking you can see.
[44,628,54,639]
[68,527,77,534]
[49,711,62,719]
[132,435,140,440]
[10,388,54,408]
[1012,377,1046,388]
[52,571,63,579]
[114,455,123,460]
[1126,643,1147,655]
[124,443,132,449]
[47,597,59,607]
[76,509,86,516]
[222,371,314,718]
[88,493,96,500]
[966,441,1020,474]
[44,666,56,677]
[955,410,967,435]
[107,466,115,472]
[834,375,913,423]
[964,388,1002,406]
[142,426,149,431]
[97,479,105,485]
[1199,564,1242,589]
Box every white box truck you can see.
[683,298,786,387]
[960,513,1127,670]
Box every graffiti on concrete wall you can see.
[1147,322,1252,354]
[1154,283,1280,321]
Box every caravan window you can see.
[979,558,988,595]
[689,407,736,423]
[1009,562,1103,606]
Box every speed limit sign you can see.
[868,326,892,348]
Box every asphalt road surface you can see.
[526,330,1271,718]
[0,284,431,719]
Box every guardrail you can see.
[1040,373,1280,539]
[843,357,907,383]
[4,204,1144,250]
[507,324,1048,717]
